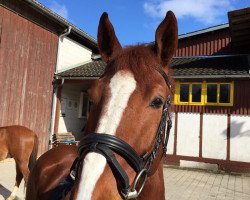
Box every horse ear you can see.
[98,12,122,63]
[154,11,178,67]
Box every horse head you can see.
[71,11,178,200]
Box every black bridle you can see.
[77,66,172,199]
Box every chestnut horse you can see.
[0,125,38,200]
[26,10,178,200]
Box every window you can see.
[78,92,90,118]
[175,81,234,106]
[191,84,202,103]
[180,84,189,102]
[207,84,217,103]
[220,84,231,103]
[176,83,204,105]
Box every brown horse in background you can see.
[26,10,178,200]
[0,125,38,200]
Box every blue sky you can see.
[38,0,249,46]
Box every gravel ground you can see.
[1,159,250,200]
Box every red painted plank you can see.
[0,7,58,155]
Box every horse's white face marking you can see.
[76,70,137,200]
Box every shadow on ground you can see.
[0,184,22,200]
[0,184,11,199]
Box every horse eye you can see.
[150,97,163,109]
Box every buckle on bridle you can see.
[70,170,76,181]
[121,168,148,199]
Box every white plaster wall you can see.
[202,114,227,160]
[230,115,250,162]
[176,113,200,157]
[57,37,92,72]
[58,84,87,140]
[166,113,175,155]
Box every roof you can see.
[228,7,250,49]
[146,23,229,46]
[171,55,250,78]
[55,55,250,80]
[55,60,106,79]
[27,0,96,43]
[178,23,229,39]
[3,0,98,52]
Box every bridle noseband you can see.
[76,66,172,199]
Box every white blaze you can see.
[76,70,137,200]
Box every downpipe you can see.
[49,26,71,149]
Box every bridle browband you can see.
[76,66,172,199]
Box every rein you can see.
[75,66,172,199]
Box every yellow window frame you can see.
[174,82,189,105]
[189,82,205,105]
[174,81,234,106]
[205,82,234,106]
[174,82,205,105]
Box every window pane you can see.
[192,84,201,102]
[207,84,217,103]
[220,84,230,103]
[180,84,189,102]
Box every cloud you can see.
[49,1,69,19]
[144,0,234,24]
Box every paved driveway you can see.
[0,160,250,200]
[164,166,250,200]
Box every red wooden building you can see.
[167,7,250,172]
[0,0,98,154]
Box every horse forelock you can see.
[105,45,173,89]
